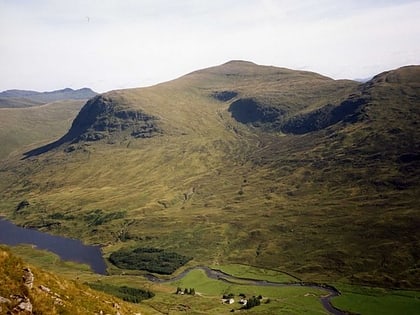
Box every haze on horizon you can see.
[1,0,419,93]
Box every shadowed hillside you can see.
[0,61,419,289]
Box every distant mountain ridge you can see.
[0,88,97,108]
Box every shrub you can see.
[244,296,261,309]
[86,282,154,303]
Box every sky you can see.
[1,0,419,93]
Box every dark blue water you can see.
[0,218,107,274]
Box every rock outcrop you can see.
[22,268,34,290]
[66,95,161,142]
[13,296,33,314]
[23,94,161,158]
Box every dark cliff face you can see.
[228,98,285,126]
[66,95,160,142]
[280,97,367,134]
[226,67,420,134]
[227,95,366,134]
[23,95,160,158]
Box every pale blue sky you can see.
[1,0,419,92]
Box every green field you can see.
[169,269,329,314]
[334,284,420,315]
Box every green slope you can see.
[0,100,86,160]
[0,61,419,290]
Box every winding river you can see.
[145,266,347,315]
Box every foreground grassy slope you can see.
[0,246,151,315]
[0,61,419,290]
[0,100,85,159]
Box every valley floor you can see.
[5,244,420,315]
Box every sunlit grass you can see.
[169,268,329,314]
[333,284,420,315]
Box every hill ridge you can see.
[0,88,97,108]
[23,62,357,156]
[22,64,420,157]
[0,87,97,98]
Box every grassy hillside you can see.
[0,245,152,315]
[0,61,419,291]
[0,100,85,159]
[0,97,43,108]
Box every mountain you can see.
[1,61,419,290]
[24,60,358,157]
[0,88,97,108]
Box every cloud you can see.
[0,0,419,92]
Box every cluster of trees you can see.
[243,296,262,309]
[175,287,196,295]
[86,282,154,303]
[109,247,192,274]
